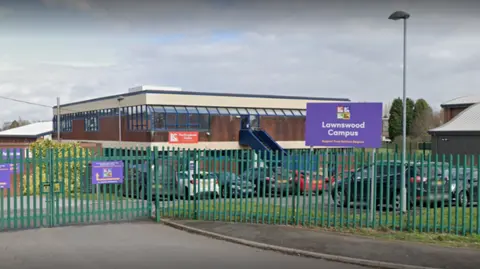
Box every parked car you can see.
[291,170,332,195]
[239,167,293,196]
[449,168,478,206]
[213,172,255,198]
[176,171,220,198]
[120,161,178,201]
[331,161,451,209]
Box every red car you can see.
[292,170,334,194]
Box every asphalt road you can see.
[0,222,365,269]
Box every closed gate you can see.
[0,147,154,232]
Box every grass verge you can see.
[159,199,480,238]
[309,226,480,249]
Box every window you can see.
[151,106,210,131]
[61,115,73,132]
[214,107,226,114]
[292,110,302,116]
[154,113,166,129]
[227,108,239,115]
[84,112,99,132]
[54,114,73,132]
[250,115,260,128]
[237,108,248,115]
[207,107,219,114]
[256,108,267,115]
[175,107,188,129]
[264,109,276,115]
[196,107,209,114]
[164,106,177,129]
[186,107,198,114]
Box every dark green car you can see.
[120,161,178,201]
[449,168,478,206]
[213,172,255,198]
[331,161,451,209]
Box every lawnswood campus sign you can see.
[305,102,383,148]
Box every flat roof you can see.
[53,89,350,109]
[0,121,53,138]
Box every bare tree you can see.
[432,110,443,127]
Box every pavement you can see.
[163,220,480,269]
[0,222,364,269]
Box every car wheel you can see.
[394,193,401,210]
[256,184,265,197]
[458,190,468,206]
[332,188,347,207]
[184,187,191,200]
[221,186,230,198]
[392,193,413,210]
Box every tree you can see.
[410,99,434,138]
[1,117,31,131]
[406,98,415,135]
[432,110,443,127]
[388,98,403,139]
[411,99,434,138]
[23,140,92,195]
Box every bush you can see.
[23,140,92,195]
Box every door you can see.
[375,164,398,206]
[240,115,250,129]
[353,166,372,202]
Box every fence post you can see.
[152,146,160,222]
[47,147,54,227]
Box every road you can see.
[0,222,365,269]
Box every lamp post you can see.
[389,11,410,212]
[117,96,124,142]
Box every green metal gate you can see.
[0,147,154,232]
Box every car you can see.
[120,161,178,201]
[331,161,451,209]
[176,170,221,199]
[213,172,255,198]
[291,170,332,195]
[239,167,293,196]
[449,168,478,206]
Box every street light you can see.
[117,96,124,142]
[389,10,410,212]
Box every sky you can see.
[1,0,480,123]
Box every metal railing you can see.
[0,147,478,236]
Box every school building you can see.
[52,85,350,152]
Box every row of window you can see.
[151,106,306,117]
[53,105,306,133]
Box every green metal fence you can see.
[0,147,479,236]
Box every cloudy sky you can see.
[0,0,479,123]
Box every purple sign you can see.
[1,148,23,160]
[0,164,12,189]
[91,161,124,185]
[305,102,383,148]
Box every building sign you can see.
[305,102,383,148]
[0,164,13,189]
[168,132,199,144]
[1,148,24,160]
[91,161,124,184]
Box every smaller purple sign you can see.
[1,148,24,160]
[92,161,124,185]
[0,164,11,189]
